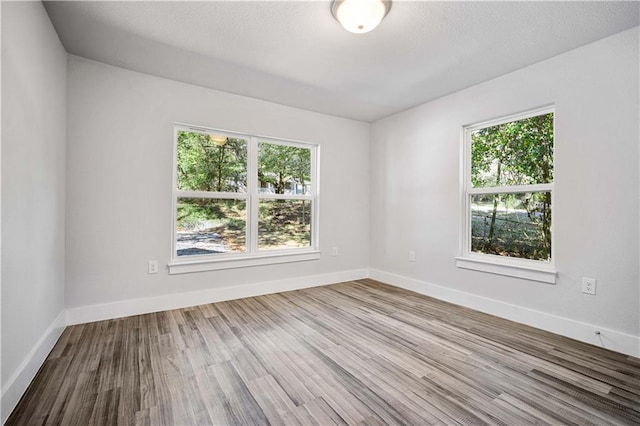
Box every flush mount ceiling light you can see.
[209,135,228,146]
[331,0,391,34]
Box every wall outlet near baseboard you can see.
[331,247,338,257]
[582,277,596,295]
[409,251,415,262]
[148,260,159,274]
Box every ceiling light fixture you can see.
[209,135,228,146]
[331,0,391,34]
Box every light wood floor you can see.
[7,279,640,425]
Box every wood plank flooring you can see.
[7,279,640,425]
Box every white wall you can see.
[65,56,370,314]
[370,28,640,352]
[1,1,67,420]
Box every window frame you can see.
[456,106,557,284]
[169,123,320,274]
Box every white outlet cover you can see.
[582,277,596,295]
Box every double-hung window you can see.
[169,124,319,274]
[457,107,556,283]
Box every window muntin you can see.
[463,109,554,264]
[173,126,318,262]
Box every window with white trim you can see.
[170,124,319,273]
[457,107,555,283]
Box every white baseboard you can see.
[369,269,640,358]
[66,269,369,325]
[1,310,66,424]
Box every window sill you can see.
[168,250,321,275]
[455,255,557,284]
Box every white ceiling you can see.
[44,1,639,122]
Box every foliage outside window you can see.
[463,109,554,264]
[173,126,317,262]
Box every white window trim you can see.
[457,106,557,284]
[168,123,320,274]
[169,249,321,274]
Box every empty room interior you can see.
[2,0,640,424]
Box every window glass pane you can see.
[471,192,551,261]
[471,113,553,188]
[258,142,311,195]
[258,199,311,250]
[176,131,247,192]
[176,198,246,256]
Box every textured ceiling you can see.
[44,1,639,122]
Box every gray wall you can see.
[65,56,370,309]
[370,28,639,339]
[1,1,67,418]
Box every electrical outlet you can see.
[582,277,596,295]
[331,247,338,257]
[148,260,159,274]
[409,251,415,262]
